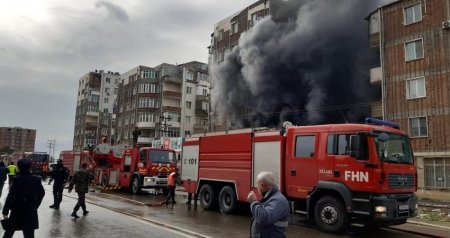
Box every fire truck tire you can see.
[132,176,142,194]
[314,196,348,234]
[101,175,108,189]
[199,184,217,210]
[219,186,237,214]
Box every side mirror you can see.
[349,135,360,158]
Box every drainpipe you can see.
[379,7,386,120]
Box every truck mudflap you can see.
[372,193,417,224]
[142,176,168,187]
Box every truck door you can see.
[285,133,318,198]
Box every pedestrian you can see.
[164,168,179,205]
[68,163,94,218]
[6,162,17,187]
[48,159,69,209]
[0,162,8,197]
[247,171,289,238]
[2,158,45,238]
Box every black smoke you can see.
[210,0,382,129]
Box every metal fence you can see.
[424,158,450,189]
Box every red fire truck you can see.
[59,150,90,179]
[181,118,417,233]
[90,143,177,194]
[27,152,50,176]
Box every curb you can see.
[406,220,450,230]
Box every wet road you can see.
[0,183,198,238]
[0,182,446,237]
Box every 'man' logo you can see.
[344,171,369,182]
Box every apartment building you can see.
[73,70,120,150]
[115,62,210,148]
[368,0,450,189]
[0,127,36,152]
[208,0,270,131]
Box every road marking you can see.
[45,187,212,238]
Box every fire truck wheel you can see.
[314,196,348,234]
[132,176,142,194]
[101,175,108,189]
[199,184,217,210]
[219,186,237,214]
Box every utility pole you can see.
[47,139,56,162]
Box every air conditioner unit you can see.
[442,20,450,29]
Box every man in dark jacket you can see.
[48,159,69,209]
[247,171,289,238]
[68,163,94,218]
[0,161,8,197]
[2,158,45,238]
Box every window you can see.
[185,130,191,136]
[104,98,109,103]
[218,30,224,41]
[231,22,239,34]
[106,78,111,83]
[327,134,351,155]
[405,39,423,61]
[407,77,425,99]
[186,87,192,94]
[295,135,316,157]
[105,88,110,94]
[103,108,108,113]
[139,98,159,108]
[404,3,422,25]
[186,116,191,124]
[203,88,208,96]
[186,101,192,109]
[141,70,158,79]
[140,84,158,93]
[219,50,225,62]
[114,88,118,94]
[409,117,427,137]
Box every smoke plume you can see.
[210,0,382,129]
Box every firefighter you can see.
[7,162,17,187]
[68,163,94,218]
[48,159,69,209]
[164,168,179,205]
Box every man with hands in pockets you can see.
[247,171,290,238]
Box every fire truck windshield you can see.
[28,153,49,162]
[148,150,174,164]
[374,131,413,164]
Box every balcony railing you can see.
[163,91,182,99]
[136,121,156,128]
[163,76,182,84]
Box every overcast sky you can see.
[0,0,255,157]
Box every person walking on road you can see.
[164,168,179,205]
[48,159,69,209]
[0,162,8,197]
[68,163,94,218]
[247,171,289,238]
[6,162,17,187]
[2,158,45,238]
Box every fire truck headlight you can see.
[145,178,154,182]
[375,206,387,213]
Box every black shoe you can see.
[83,210,89,216]
[186,201,191,205]
[71,212,79,219]
[49,204,56,208]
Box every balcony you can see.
[86,111,99,117]
[196,95,208,101]
[194,124,208,132]
[196,109,208,116]
[137,137,154,143]
[162,106,181,113]
[136,121,156,128]
[371,101,383,118]
[163,76,182,84]
[370,67,382,84]
[85,122,98,128]
[163,91,182,99]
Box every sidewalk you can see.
[408,190,450,230]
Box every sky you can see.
[0,0,256,157]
